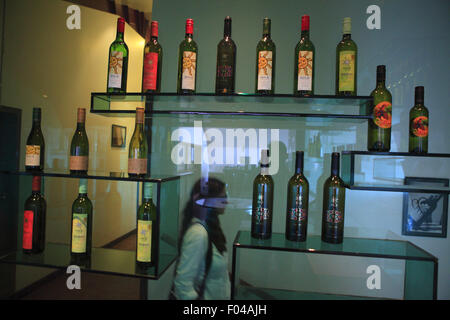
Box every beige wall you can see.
[1,0,145,292]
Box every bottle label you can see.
[70,156,88,171]
[326,209,344,224]
[128,158,147,174]
[411,116,429,137]
[23,210,34,250]
[289,208,307,221]
[181,51,196,90]
[297,51,313,91]
[137,220,152,262]
[71,213,88,253]
[253,193,270,223]
[25,145,41,166]
[257,51,273,90]
[338,51,355,91]
[373,101,392,129]
[108,51,124,88]
[143,52,158,91]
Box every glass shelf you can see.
[234,286,383,300]
[231,231,437,300]
[345,183,450,194]
[91,92,373,121]
[341,151,450,193]
[0,169,184,183]
[0,243,175,280]
[233,231,436,261]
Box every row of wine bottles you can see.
[251,150,346,243]
[22,176,157,267]
[25,107,149,176]
[106,16,359,96]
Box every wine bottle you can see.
[336,17,357,96]
[25,108,45,172]
[255,18,276,95]
[285,151,309,242]
[136,182,157,268]
[321,152,346,244]
[177,18,198,94]
[215,16,236,94]
[128,107,148,177]
[142,21,162,93]
[251,149,274,239]
[107,17,129,93]
[70,179,93,259]
[367,65,392,151]
[294,15,315,96]
[70,108,89,175]
[23,176,46,254]
[409,86,429,153]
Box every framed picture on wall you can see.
[402,177,449,238]
[111,125,126,148]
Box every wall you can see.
[151,0,450,299]
[1,0,144,293]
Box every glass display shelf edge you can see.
[0,170,182,183]
[0,243,176,280]
[342,151,450,158]
[344,183,450,194]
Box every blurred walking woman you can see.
[170,177,230,300]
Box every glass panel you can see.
[341,152,450,193]
[157,179,180,276]
[235,231,435,261]
[404,260,436,300]
[91,93,372,119]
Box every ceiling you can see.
[115,0,153,19]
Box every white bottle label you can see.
[182,51,196,90]
[108,51,123,88]
[257,50,273,90]
[25,145,40,166]
[297,51,313,91]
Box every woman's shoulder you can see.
[184,221,208,243]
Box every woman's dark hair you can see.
[178,177,227,254]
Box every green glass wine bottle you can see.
[285,151,309,242]
[367,65,392,151]
[177,18,198,94]
[215,16,236,94]
[25,108,45,172]
[409,86,429,153]
[70,179,93,260]
[251,149,274,239]
[136,182,157,268]
[321,152,346,244]
[294,15,315,96]
[70,108,89,175]
[336,17,357,96]
[23,176,46,254]
[255,18,276,95]
[128,107,148,177]
[142,21,162,93]
[107,17,129,93]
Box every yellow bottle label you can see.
[257,50,273,90]
[182,51,196,90]
[137,220,152,262]
[298,51,313,91]
[71,213,87,253]
[25,145,41,166]
[339,51,355,91]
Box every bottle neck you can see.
[150,35,158,42]
[343,33,351,40]
[376,78,385,88]
[144,196,153,202]
[261,165,269,175]
[301,29,309,40]
[76,122,85,131]
[116,31,124,41]
[331,160,340,176]
[295,153,304,175]
[32,119,41,129]
[185,33,193,40]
